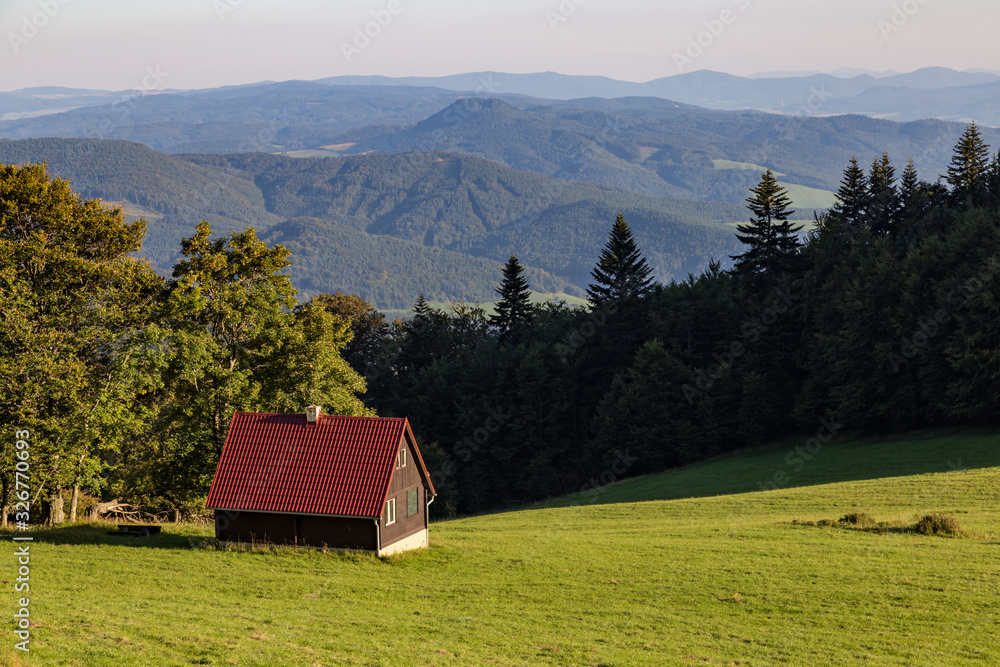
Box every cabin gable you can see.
[207,409,434,555]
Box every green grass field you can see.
[4,429,998,665]
[712,159,785,176]
[713,159,837,210]
[382,291,589,319]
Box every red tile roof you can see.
[206,412,433,518]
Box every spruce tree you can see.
[900,159,919,204]
[730,170,802,277]
[413,293,434,319]
[830,157,869,229]
[868,152,899,236]
[491,254,534,338]
[586,213,654,307]
[946,122,991,194]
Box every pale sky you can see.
[1,0,997,91]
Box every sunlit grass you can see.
[4,429,998,665]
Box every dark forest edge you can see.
[1,123,998,521]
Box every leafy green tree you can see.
[491,255,534,341]
[946,122,991,195]
[586,213,654,308]
[137,221,370,512]
[309,292,390,375]
[0,163,162,523]
[731,170,802,277]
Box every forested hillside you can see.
[344,97,1000,202]
[357,125,1000,515]
[0,138,745,307]
[1,124,998,524]
[3,80,996,205]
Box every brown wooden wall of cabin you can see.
[215,511,377,551]
[379,434,428,545]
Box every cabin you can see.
[205,407,436,555]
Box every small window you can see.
[407,489,418,517]
[396,447,406,468]
[385,498,396,525]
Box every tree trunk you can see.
[49,487,65,525]
[84,498,124,520]
[173,508,180,524]
[69,484,80,522]
[1,475,9,529]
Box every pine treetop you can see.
[946,122,992,192]
[832,157,869,226]
[491,254,534,335]
[586,213,654,307]
[730,170,802,276]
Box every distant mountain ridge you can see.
[3,67,999,127]
[338,97,1000,203]
[4,82,994,209]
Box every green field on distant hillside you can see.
[712,159,785,175]
[281,149,344,158]
[780,182,838,209]
[5,429,998,665]
[713,159,837,209]
[382,290,589,319]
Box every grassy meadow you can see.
[382,291,589,320]
[712,159,837,209]
[3,429,998,666]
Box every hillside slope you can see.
[11,429,999,665]
[185,151,747,286]
[343,98,1000,202]
[0,138,745,307]
[535,428,1000,508]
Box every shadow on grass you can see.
[792,512,986,539]
[533,427,1000,510]
[1,522,210,550]
[2,522,425,563]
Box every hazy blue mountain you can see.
[315,71,641,100]
[0,82,541,153]
[0,87,126,119]
[339,97,1000,201]
[316,68,1000,117]
[823,80,1000,125]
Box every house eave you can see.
[207,506,379,521]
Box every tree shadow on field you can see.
[2,522,209,551]
[536,427,1000,509]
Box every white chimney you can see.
[306,405,322,424]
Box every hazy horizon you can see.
[2,0,998,92]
